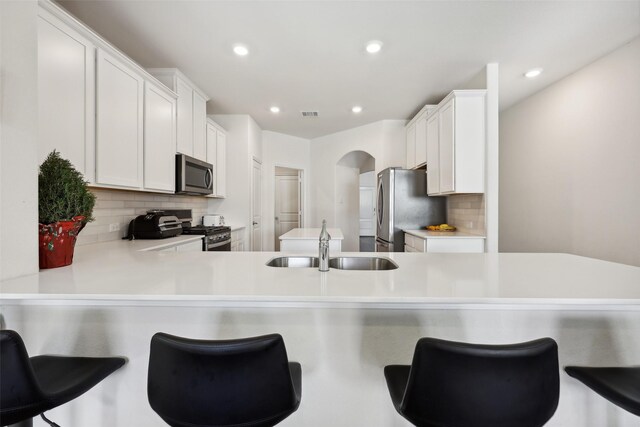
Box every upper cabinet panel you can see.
[192,92,208,160]
[95,49,144,188]
[37,10,95,182]
[144,81,177,192]
[175,76,194,156]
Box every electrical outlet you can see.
[109,223,120,232]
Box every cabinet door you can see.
[206,122,218,194]
[405,124,416,169]
[38,11,95,182]
[192,92,207,160]
[175,77,193,156]
[144,82,176,192]
[438,98,455,193]
[96,49,143,188]
[415,114,427,166]
[176,240,204,252]
[215,130,226,198]
[426,112,440,195]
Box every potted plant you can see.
[38,150,95,269]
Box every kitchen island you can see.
[1,242,639,426]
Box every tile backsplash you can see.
[447,194,485,235]
[76,188,209,246]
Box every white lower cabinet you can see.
[404,232,484,253]
[143,81,176,193]
[95,49,144,188]
[175,240,204,252]
[231,229,244,252]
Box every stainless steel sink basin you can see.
[266,256,398,270]
[266,256,319,268]
[329,256,398,271]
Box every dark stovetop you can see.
[182,225,230,236]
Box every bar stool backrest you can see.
[402,337,559,427]
[148,332,298,427]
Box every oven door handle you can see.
[207,239,230,248]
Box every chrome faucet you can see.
[319,220,331,272]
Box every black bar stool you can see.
[384,337,559,427]
[565,365,640,416]
[147,332,302,427]
[0,329,126,427]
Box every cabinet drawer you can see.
[404,234,426,252]
[426,238,484,253]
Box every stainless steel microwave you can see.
[175,154,213,196]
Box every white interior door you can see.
[359,187,375,236]
[251,159,262,251]
[275,176,300,251]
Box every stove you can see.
[163,209,232,251]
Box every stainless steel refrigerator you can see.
[375,168,446,252]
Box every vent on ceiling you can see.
[301,111,319,117]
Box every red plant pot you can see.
[38,216,85,269]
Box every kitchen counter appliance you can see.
[165,209,231,251]
[375,168,446,252]
[125,210,182,240]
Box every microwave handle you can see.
[205,169,213,190]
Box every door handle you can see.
[253,221,258,225]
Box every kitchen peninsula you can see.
[1,244,639,426]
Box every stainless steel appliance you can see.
[182,225,231,251]
[375,168,446,252]
[165,209,231,251]
[175,154,213,196]
[124,210,182,240]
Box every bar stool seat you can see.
[565,366,640,416]
[0,330,126,426]
[147,332,301,427]
[384,337,560,427]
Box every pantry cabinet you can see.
[95,49,144,189]
[37,8,95,182]
[206,119,227,198]
[143,81,177,193]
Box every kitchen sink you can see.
[266,256,398,270]
[266,256,319,268]
[329,256,398,271]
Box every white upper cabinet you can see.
[192,92,207,160]
[426,112,440,195]
[206,119,227,198]
[95,49,144,189]
[37,9,95,182]
[143,81,177,192]
[175,76,194,156]
[405,105,436,170]
[414,114,428,167]
[425,90,486,196]
[148,69,210,161]
[405,123,416,169]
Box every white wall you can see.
[0,0,39,280]
[309,120,406,228]
[500,38,640,266]
[262,131,311,251]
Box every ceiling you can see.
[58,1,640,139]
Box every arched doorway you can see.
[335,151,375,252]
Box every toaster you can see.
[202,214,225,226]
[125,210,182,240]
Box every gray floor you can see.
[359,236,375,252]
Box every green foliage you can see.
[38,150,95,224]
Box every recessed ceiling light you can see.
[270,106,280,113]
[352,106,363,113]
[233,44,249,56]
[524,68,543,78]
[365,40,383,54]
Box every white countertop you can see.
[404,229,486,239]
[1,239,639,309]
[279,228,344,240]
[123,235,204,251]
